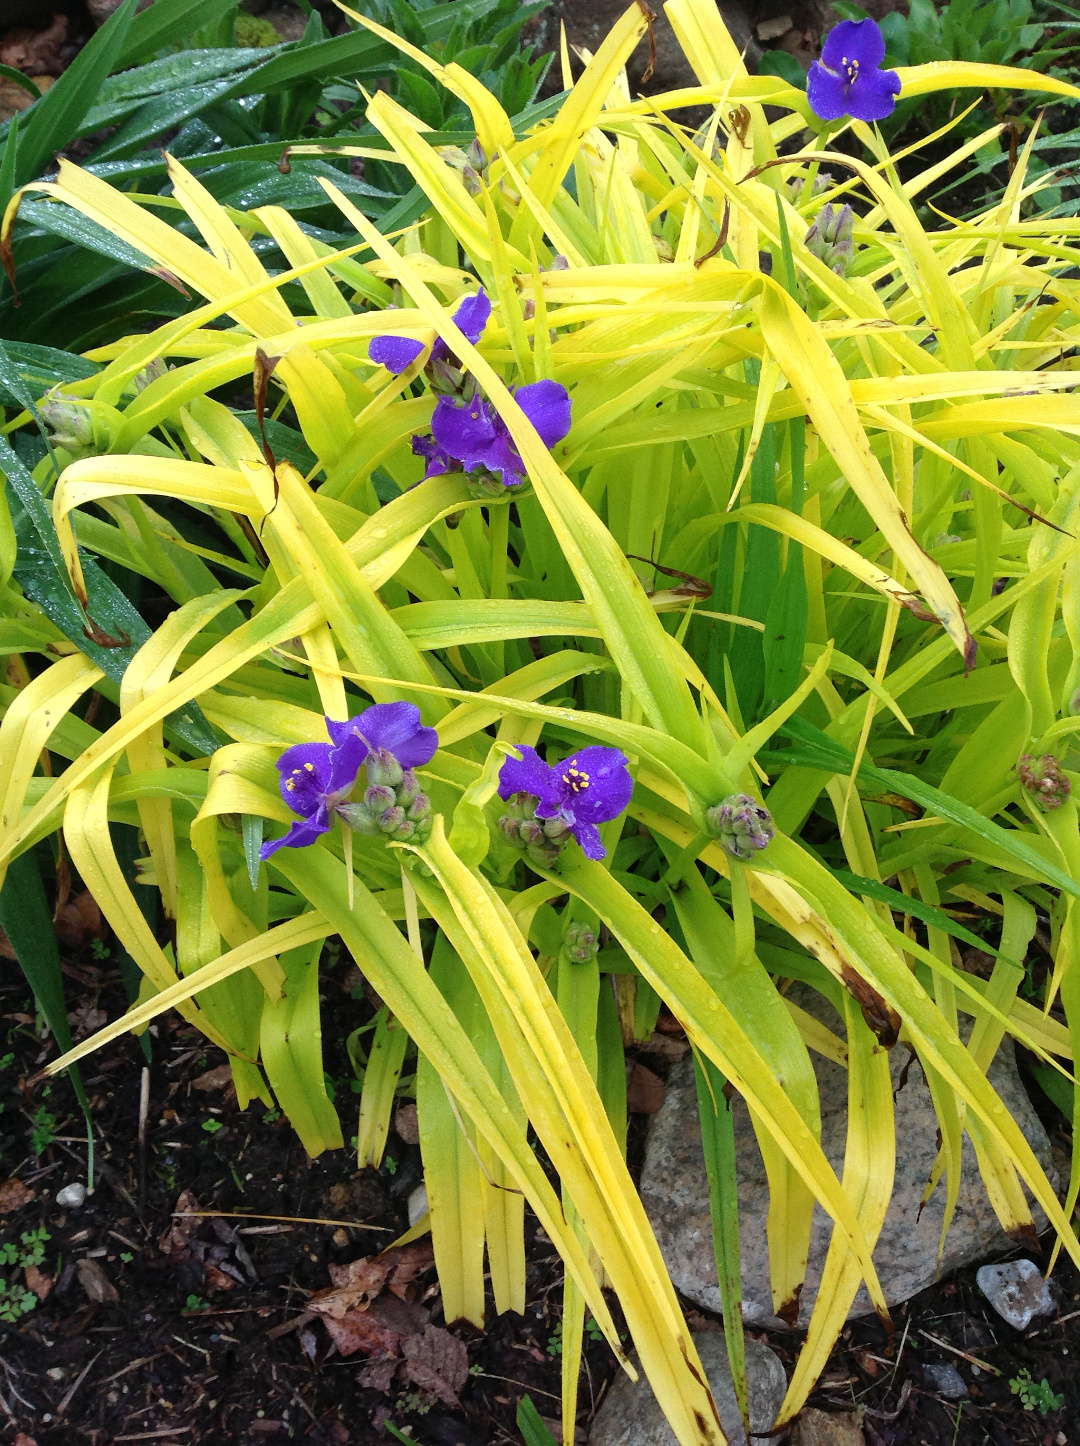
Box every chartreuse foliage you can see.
[6,1,1080,1440]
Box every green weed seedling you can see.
[0,1229,51,1322]
[1010,1369,1064,1414]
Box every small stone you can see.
[756,15,793,40]
[56,1182,87,1209]
[589,1330,785,1446]
[407,1182,428,1228]
[790,1409,864,1446]
[976,1259,1055,1330]
[922,1362,968,1399]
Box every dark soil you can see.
[0,936,1076,1446]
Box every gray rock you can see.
[56,1181,87,1209]
[922,1362,969,1399]
[976,1259,1055,1330]
[790,1409,864,1446]
[589,1331,786,1446]
[641,987,1056,1326]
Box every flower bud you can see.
[364,784,397,812]
[542,815,572,841]
[787,172,832,206]
[40,398,94,454]
[565,921,598,963]
[398,770,421,806]
[338,802,380,835]
[805,202,855,275]
[134,358,167,392]
[407,790,431,823]
[366,748,404,789]
[467,138,488,173]
[706,793,775,860]
[525,839,562,869]
[519,819,545,846]
[1017,753,1071,811]
[1070,688,1080,719]
[498,814,522,842]
[377,804,407,835]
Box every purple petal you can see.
[552,746,633,824]
[498,744,556,804]
[451,289,491,345]
[807,63,850,122]
[260,807,331,858]
[847,65,901,122]
[370,335,425,375]
[327,729,370,793]
[479,431,528,488]
[339,701,438,768]
[412,433,455,477]
[569,819,606,860]
[276,742,335,815]
[515,380,571,448]
[431,394,501,472]
[821,17,885,70]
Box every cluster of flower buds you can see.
[706,793,776,861]
[498,791,569,869]
[805,202,855,276]
[40,398,96,458]
[436,140,522,209]
[787,172,833,207]
[1017,753,1072,812]
[338,747,433,845]
[564,921,599,964]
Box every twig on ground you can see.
[917,1329,1001,1376]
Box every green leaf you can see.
[118,0,232,66]
[15,0,140,187]
[243,816,264,892]
[0,67,39,102]
[0,850,93,1184]
[517,1394,561,1446]
[774,716,1080,902]
[828,869,997,956]
[693,1052,750,1443]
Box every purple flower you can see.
[428,379,572,488]
[498,744,633,861]
[370,290,492,376]
[261,702,438,858]
[807,19,901,124]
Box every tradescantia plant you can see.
[6,0,1080,1439]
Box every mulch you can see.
[0,934,1077,1446]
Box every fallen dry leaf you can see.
[320,1307,401,1359]
[159,1190,201,1258]
[192,1064,233,1092]
[358,1354,399,1391]
[54,890,106,952]
[67,1000,106,1042]
[76,1258,119,1305]
[24,1264,52,1301]
[394,1102,420,1145]
[636,1030,690,1064]
[400,1325,469,1405]
[14,1434,37,1446]
[626,1060,664,1114]
[0,1177,35,1213]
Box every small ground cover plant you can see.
[3,1,1080,1441]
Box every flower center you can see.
[562,764,590,793]
[842,55,859,86]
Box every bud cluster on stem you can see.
[1017,753,1071,812]
[706,793,776,861]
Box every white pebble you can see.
[407,1181,429,1227]
[56,1181,87,1209]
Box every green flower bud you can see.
[366,748,404,789]
[364,784,397,812]
[1017,753,1071,811]
[805,202,855,275]
[377,804,407,835]
[40,398,94,455]
[706,793,775,860]
[338,802,381,835]
[565,921,598,963]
